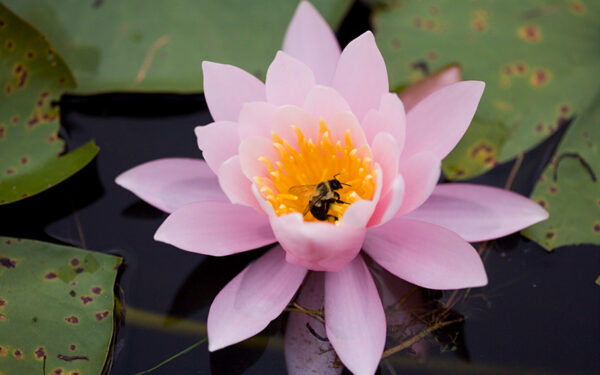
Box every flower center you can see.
[255,119,377,223]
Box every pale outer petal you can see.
[270,105,319,149]
[195,121,239,174]
[202,61,265,121]
[303,85,351,126]
[217,156,264,213]
[208,245,308,351]
[371,132,400,198]
[266,51,316,106]
[270,104,368,155]
[283,1,341,85]
[395,151,441,217]
[154,201,276,256]
[368,175,405,228]
[327,111,368,150]
[325,255,386,375]
[332,31,389,122]
[403,183,549,242]
[361,93,406,151]
[399,64,462,112]
[238,136,279,180]
[364,218,488,290]
[402,81,485,160]
[285,272,342,375]
[115,158,228,213]
[238,101,277,141]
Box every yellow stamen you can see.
[255,119,377,223]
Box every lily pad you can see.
[4,0,353,93]
[522,93,600,251]
[441,117,509,180]
[0,3,98,205]
[0,237,122,374]
[374,0,600,179]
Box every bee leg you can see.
[333,192,349,205]
[327,214,339,222]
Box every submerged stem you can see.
[133,338,207,375]
[381,318,464,358]
[285,301,325,323]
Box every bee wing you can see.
[289,184,318,216]
[288,184,317,198]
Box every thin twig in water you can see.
[392,285,419,310]
[306,322,329,342]
[381,318,464,358]
[133,338,207,375]
[504,152,524,190]
[285,301,325,323]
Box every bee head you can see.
[332,174,351,189]
[330,179,343,190]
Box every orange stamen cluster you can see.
[255,119,377,223]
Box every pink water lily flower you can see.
[116,2,548,374]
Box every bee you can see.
[288,174,351,221]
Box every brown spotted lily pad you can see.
[0,237,122,374]
[4,0,352,92]
[522,92,600,250]
[374,0,600,180]
[0,3,98,205]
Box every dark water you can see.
[2,2,599,374]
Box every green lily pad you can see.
[0,3,98,205]
[0,237,122,374]
[441,116,509,180]
[522,93,600,251]
[4,0,352,93]
[374,0,600,179]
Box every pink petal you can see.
[364,219,488,289]
[283,1,341,85]
[368,175,405,227]
[402,81,485,160]
[404,183,549,242]
[195,121,239,174]
[303,85,351,125]
[285,272,342,375]
[202,61,265,121]
[270,213,366,272]
[395,152,441,217]
[238,101,277,140]
[399,64,462,112]
[271,105,319,149]
[115,158,227,213]
[371,132,399,197]
[154,201,275,256]
[332,31,389,121]
[208,245,307,351]
[326,111,368,149]
[266,51,316,106]
[325,255,386,375]
[362,93,406,150]
[239,136,278,180]
[217,156,264,213]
